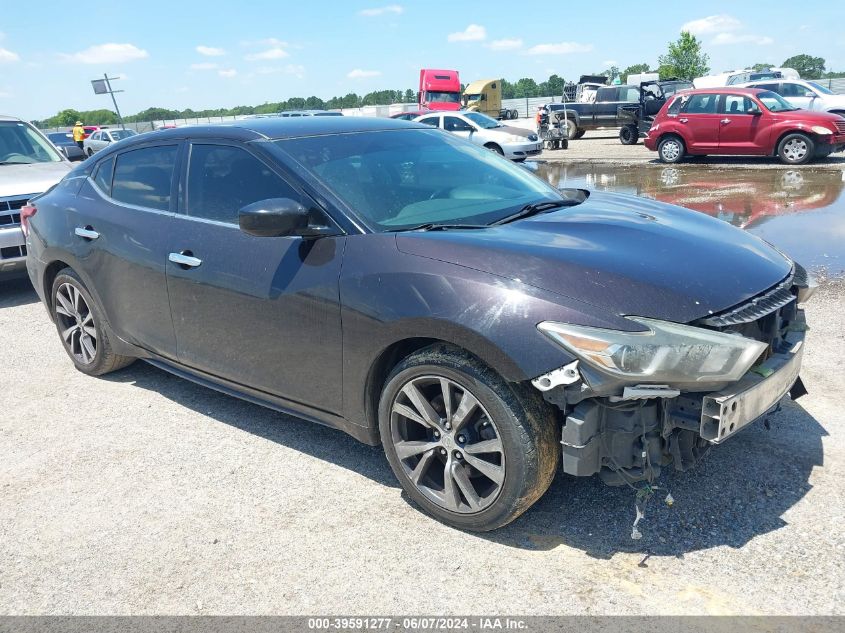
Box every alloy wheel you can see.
[782,138,808,162]
[55,282,97,365]
[661,139,682,162]
[389,375,505,514]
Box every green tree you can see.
[621,63,651,79]
[782,54,826,79]
[51,109,82,127]
[513,77,539,97]
[403,88,415,103]
[657,31,710,80]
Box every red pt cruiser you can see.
[645,88,845,165]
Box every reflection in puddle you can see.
[530,162,845,277]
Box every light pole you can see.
[91,74,126,130]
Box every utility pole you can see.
[91,74,126,130]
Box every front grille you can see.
[1,196,29,229]
[835,120,845,135]
[697,264,805,360]
[1,245,26,260]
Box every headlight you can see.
[537,317,767,387]
[504,135,528,143]
[811,125,833,135]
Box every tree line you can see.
[34,34,845,128]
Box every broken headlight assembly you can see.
[537,317,767,389]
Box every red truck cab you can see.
[418,69,461,111]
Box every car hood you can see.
[0,161,72,198]
[488,125,536,139]
[396,191,792,323]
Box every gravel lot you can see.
[1,267,844,615]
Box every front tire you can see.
[484,143,504,156]
[777,133,815,165]
[51,269,135,376]
[657,135,685,163]
[86,148,94,157]
[378,344,558,532]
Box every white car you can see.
[413,111,542,161]
[742,79,845,117]
[1,115,72,278]
[82,128,137,157]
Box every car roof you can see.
[681,87,767,95]
[105,116,430,147]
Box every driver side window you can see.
[443,117,470,132]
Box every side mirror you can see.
[238,198,336,239]
[805,91,816,99]
[747,106,762,115]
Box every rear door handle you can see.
[169,251,202,268]
[721,118,731,124]
[74,226,99,240]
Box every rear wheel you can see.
[378,345,558,531]
[51,269,135,376]
[777,133,815,165]
[564,120,579,140]
[657,135,685,163]
[484,143,504,156]
[619,125,639,145]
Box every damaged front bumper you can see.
[533,311,808,486]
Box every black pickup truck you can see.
[543,79,692,144]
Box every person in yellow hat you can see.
[72,121,85,152]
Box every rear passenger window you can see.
[186,144,301,224]
[111,145,177,211]
[92,156,114,195]
[418,116,440,127]
[683,94,717,114]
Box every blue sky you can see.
[1,0,842,120]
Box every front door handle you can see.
[679,118,688,123]
[169,251,203,268]
[721,118,731,124]
[74,226,99,240]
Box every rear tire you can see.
[657,135,685,163]
[777,133,815,165]
[51,268,135,376]
[564,120,579,140]
[619,125,639,145]
[378,344,558,532]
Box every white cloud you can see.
[359,4,403,16]
[711,33,773,46]
[448,24,486,42]
[245,47,289,61]
[681,14,741,35]
[347,68,382,79]
[196,45,225,57]
[487,38,522,51]
[218,69,237,78]
[60,43,148,64]
[190,62,218,70]
[602,59,618,67]
[525,42,593,55]
[0,47,20,63]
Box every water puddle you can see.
[530,162,845,278]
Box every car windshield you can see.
[0,121,63,164]
[465,94,481,102]
[463,112,501,129]
[275,128,570,231]
[426,91,461,104]
[757,90,799,112]
[808,81,834,95]
[109,129,136,140]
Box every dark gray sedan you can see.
[24,117,811,531]
[46,132,85,161]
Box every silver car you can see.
[1,115,72,278]
[413,111,542,161]
[82,128,137,157]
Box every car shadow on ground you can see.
[0,277,38,309]
[108,360,825,558]
[646,155,845,167]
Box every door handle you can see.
[74,226,99,240]
[679,118,688,123]
[169,251,203,268]
[721,118,731,124]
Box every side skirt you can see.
[144,357,379,446]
